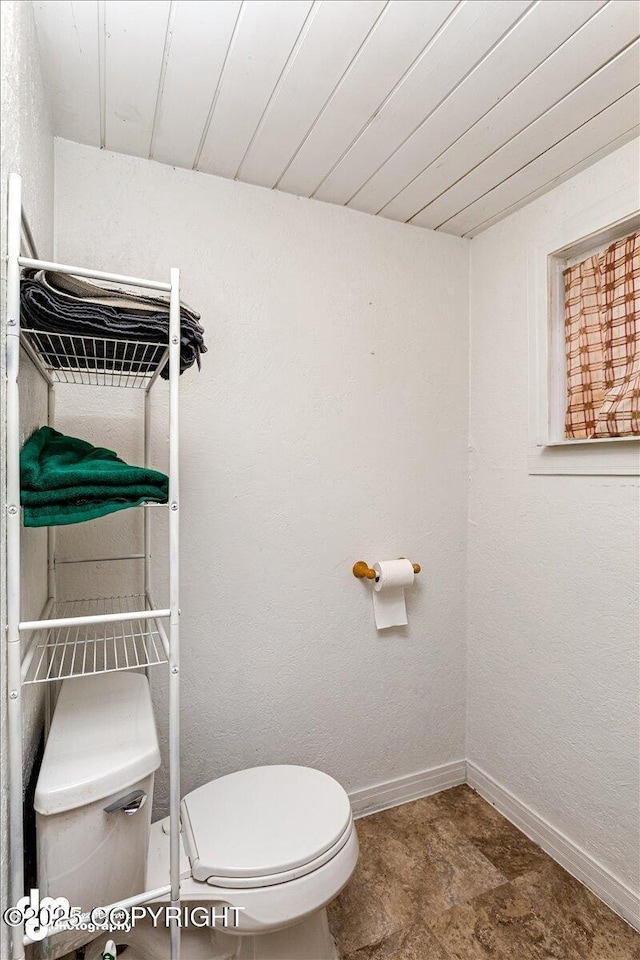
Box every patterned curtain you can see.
[564,231,639,439]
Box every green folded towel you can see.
[20,426,169,526]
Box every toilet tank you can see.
[35,672,161,958]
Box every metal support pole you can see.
[168,268,181,960]
[6,172,26,960]
[144,387,151,601]
[45,383,56,736]
[169,268,180,960]
[46,385,55,602]
[20,208,39,261]
[143,388,152,682]
[16,256,171,292]
[19,607,170,632]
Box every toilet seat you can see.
[180,765,353,889]
[197,819,354,889]
[146,807,360,936]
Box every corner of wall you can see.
[463,232,476,767]
[1,4,54,955]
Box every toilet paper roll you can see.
[372,559,415,629]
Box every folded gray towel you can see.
[36,269,202,319]
[20,269,207,379]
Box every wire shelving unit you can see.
[21,595,169,684]
[4,172,182,959]
[21,328,169,388]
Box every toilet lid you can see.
[180,765,352,886]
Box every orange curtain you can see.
[564,231,639,439]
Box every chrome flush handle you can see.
[104,789,147,816]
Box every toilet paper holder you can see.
[353,560,421,580]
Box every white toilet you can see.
[35,673,358,960]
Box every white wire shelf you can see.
[21,328,169,388]
[22,595,168,684]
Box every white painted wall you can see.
[467,141,640,893]
[52,139,470,816]
[1,1,53,954]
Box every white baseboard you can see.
[467,761,640,931]
[348,759,467,819]
[348,759,639,931]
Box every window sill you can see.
[528,439,640,476]
[544,436,640,446]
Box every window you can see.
[563,231,638,440]
[528,203,640,476]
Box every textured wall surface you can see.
[1,1,53,954]
[53,139,470,816]
[467,141,640,892]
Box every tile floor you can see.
[328,785,640,960]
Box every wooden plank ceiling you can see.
[33,0,640,237]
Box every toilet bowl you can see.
[114,766,359,958]
[36,674,358,960]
